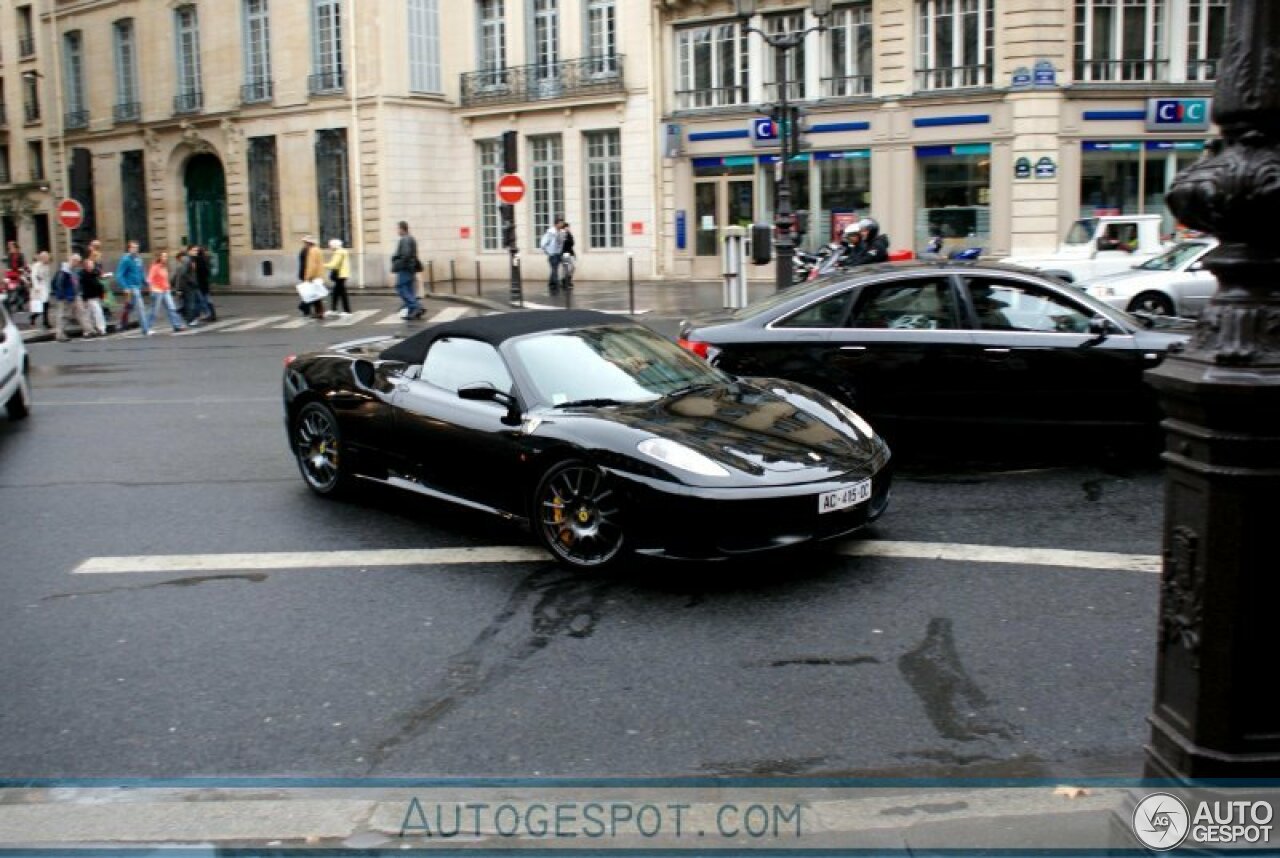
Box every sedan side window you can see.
[962,277,1092,333]
[420,338,513,393]
[849,278,958,330]
[776,291,852,328]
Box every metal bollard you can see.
[427,260,435,293]
[627,253,635,315]
[475,261,482,297]
[450,259,457,294]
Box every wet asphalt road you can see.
[0,296,1165,779]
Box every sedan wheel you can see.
[293,402,349,495]
[1128,291,1176,317]
[5,370,30,420]
[534,460,626,569]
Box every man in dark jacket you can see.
[391,221,424,320]
[192,245,215,321]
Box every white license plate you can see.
[818,479,872,514]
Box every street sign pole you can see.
[57,199,84,260]
[496,168,526,309]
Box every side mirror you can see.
[352,359,377,390]
[1189,261,1204,272]
[1088,315,1117,336]
[459,383,522,424]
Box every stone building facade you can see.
[0,0,1222,285]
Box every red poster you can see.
[630,222,645,235]
[460,227,472,239]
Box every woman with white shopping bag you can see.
[295,235,328,319]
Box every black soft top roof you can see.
[379,309,634,364]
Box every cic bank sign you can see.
[1146,97,1212,131]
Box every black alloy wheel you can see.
[1128,291,1176,317]
[534,460,626,569]
[293,402,349,495]
[5,365,30,420]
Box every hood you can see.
[545,381,880,484]
[1078,268,1164,291]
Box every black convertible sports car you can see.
[283,310,891,569]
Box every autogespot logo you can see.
[1133,793,1191,851]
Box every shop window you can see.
[915,145,990,253]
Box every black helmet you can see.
[858,217,880,242]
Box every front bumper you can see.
[604,457,892,560]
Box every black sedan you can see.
[678,262,1191,434]
[283,310,891,569]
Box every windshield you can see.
[1137,241,1211,271]
[730,278,841,320]
[508,325,728,407]
[1064,219,1097,245]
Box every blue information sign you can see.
[675,210,687,251]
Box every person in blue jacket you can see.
[114,241,150,336]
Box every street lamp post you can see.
[1141,0,1280,778]
[735,0,831,293]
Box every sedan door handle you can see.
[983,348,1011,354]
[839,346,866,351]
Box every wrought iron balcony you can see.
[1074,58,1168,84]
[460,55,624,108]
[18,36,36,58]
[916,64,992,91]
[822,74,872,97]
[64,109,89,130]
[0,103,6,126]
[0,169,9,185]
[173,90,203,114]
[1186,58,1219,82]
[308,71,345,95]
[114,101,141,123]
[24,102,40,123]
[242,79,274,104]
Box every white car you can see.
[1079,239,1218,317]
[0,302,31,420]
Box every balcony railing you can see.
[114,101,141,123]
[1074,58,1168,83]
[0,170,9,185]
[822,74,872,98]
[64,109,89,130]
[308,70,345,95]
[1186,58,1219,82]
[0,103,6,126]
[242,79,274,104]
[24,102,40,123]
[18,36,36,58]
[173,90,203,114]
[460,55,624,108]
[916,64,992,91]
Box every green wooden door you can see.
[184,154,229,285]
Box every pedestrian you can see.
[114,240,149,337]
[146,251,186,334]
[29,251,51,329]
[325,238,351,315]
[539,217,565,295]
[5,240,28,314]
[50,254,91,342]
[79,257,109,337]
[558,221,576,291]
[178,247,210,325]
[390,221,424,320]
[192,245,216,322]
[297,235,327,319]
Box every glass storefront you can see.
[1081,140,1204,238]
[915,144,991,254]
[759,150,871,249]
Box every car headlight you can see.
[830,399,877,440]
[637,438,730,477]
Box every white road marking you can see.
[324,309,381,327]
[428,307,469,323]
[274,317,318,329]
[39,397,279,407]
[75,546,548,574]
[838,540,1161,574]
[376,312,410,325]
[520,300,647,315]
[219,315,291,333]
[171,319,245,336]
[72,540,1161,576]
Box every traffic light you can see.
[502,130,518,174]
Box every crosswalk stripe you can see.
[324,309,380,327]
[70,540,1161,576]
[179,319,245,335]
[220,315,290,333]
[520,300,645,315]
[376,312,409,325]
[428,307,469,323]
[274,317,316,329]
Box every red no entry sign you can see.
[58,199,85,230]
[496,174,526,205]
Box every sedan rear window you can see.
[849,279,958,330]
